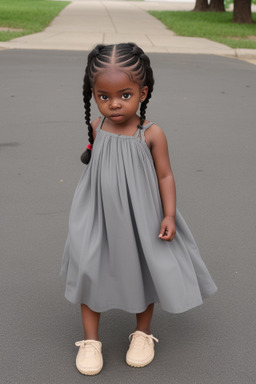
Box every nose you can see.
[109,98,121,109]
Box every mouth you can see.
[110,114,123,120]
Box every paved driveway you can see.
[1,49,256,384]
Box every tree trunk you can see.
[233,0,253,24]
[209,0,225,12]
[193,0,209,11]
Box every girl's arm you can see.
[146,124,176,241]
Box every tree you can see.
[193,0,253,23]
[193,0,225,12]
[209,0,225,11]
[193,0,209,11]
[233,0,253,23]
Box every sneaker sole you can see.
[126,354,154,368]
[76,362,103,376]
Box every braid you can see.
[81,46,103,164]
[81,44,114,164]
[80,43,154,163]
[138,52,154,126]
[81,72,93,164]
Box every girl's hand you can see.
[158,216,176,241]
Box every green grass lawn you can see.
[149,11,256,49]
[0,0,70,42]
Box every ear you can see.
[140,86,148,103]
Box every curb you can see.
[235,49,256,59]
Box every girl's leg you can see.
[81,304,101,340]
[76,305,103,375]
[135,303,154,335]
[126,304,157,367]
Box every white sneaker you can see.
[126,331,159,367]
[75,340,103,375]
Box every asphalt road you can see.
[1,50,256,384]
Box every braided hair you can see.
[81,43,154,164]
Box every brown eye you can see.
[122,93,131,100]
[100,95,108,101]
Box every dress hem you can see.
[64,286,217,314]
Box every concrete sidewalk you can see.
[0,0,256,61]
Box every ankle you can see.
[83,333,100,341]
[135,327,151,335]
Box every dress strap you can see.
[142,122,154,131]
[96,116,105,132]
[138,122,154,141]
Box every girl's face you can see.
[92,70,148,126]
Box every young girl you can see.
[61,43,217,376]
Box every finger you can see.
[158,226,167,238]
[163,230,176,242]
[169,231,176,241]
[159,230,170,240]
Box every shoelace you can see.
[129,332,159,348]
[75,340,101,357]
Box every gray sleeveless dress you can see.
[61,118,217,313]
